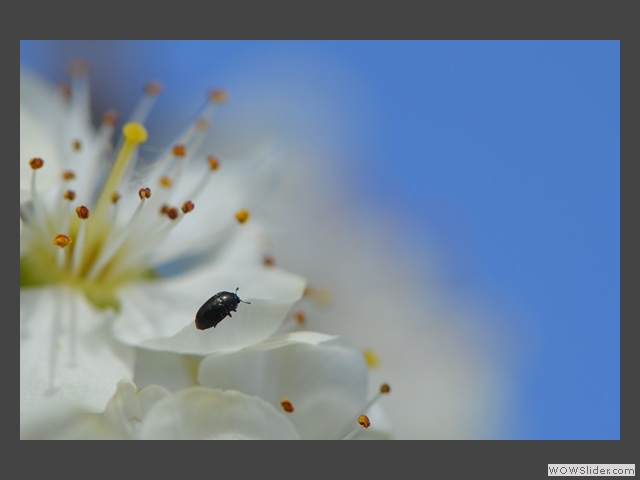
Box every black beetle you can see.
[195,287,251,330]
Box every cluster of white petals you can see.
[20,65,391,440]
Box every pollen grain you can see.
[53,234,72,248]
[358,415,371,428]
[235,209,250,224]
[280,398,294,413]
[29,158,44,169]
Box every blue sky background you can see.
[19,40,620,440]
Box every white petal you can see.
[250,330,339,350]
[102,379,171,439]
[20,107,59,203]
[20,68,68,202]
[133,348,199,392]
[20,67,104,206]
[153,221,271,280]
[147,167,257,267]
[20,379,171,440]
[20,286,135,415]
[113,264,306,355]
[198,336,380,439]
[139,388,300,439]
[20,397,118,440]
[139,298,297,355]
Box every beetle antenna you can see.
[236,287,251,304]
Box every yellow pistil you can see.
[92,122,147,222]
[70,122,147,277]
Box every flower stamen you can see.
[209,88,228,104]
[280,398,294,413]
[263,255,275,267]
[152,90,220,174]
[62,170,76,181]
[156,145,188,192]
[46,298,64,395]
[358,414,371,428]
[183,155,221,202]
[129,81,162,125]
[68,59,91,129]
[63,190,76,201]
[53,234,72,248]
[342,414,371,440]
[360,383,391,414]
[235,209,250,224]
[97,110,118,157]
[71,206,90,274]
[67,289,78,367]
[294,311,306,325]
[85,187,152,281]
[341,383,390,440]
[181,200,195,214]
[26,158,50,235]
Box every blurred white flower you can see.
[20,64,306,417]
[263,156,510,439]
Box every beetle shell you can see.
[195,289,249,330]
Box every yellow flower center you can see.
[20,123,155,309]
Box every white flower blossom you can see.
[20,64,306,417]
[21,333,391,440]
[20,63,393,441]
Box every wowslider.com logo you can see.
[548,464,635,476]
